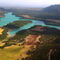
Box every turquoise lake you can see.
[0,12,60,36]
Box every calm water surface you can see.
[0,12,60,36]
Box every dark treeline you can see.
[22,28,60,60]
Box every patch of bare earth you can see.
[19,34,41,59]
[21,15,32,19]
[25,34,41,45]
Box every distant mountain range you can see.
[41,5,60,15]
[0,5,60,20]
[0,5,60,13]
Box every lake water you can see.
[0,12,60,36]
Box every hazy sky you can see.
[0,0,60,8]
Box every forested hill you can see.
[35,5,60,20]
[41,5,60,15]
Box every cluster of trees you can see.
[23,43,60,60]
[35,13,60,20]
[22,28,60,60]
[5,20,32,29]
[0,25,60,60]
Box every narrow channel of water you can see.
[0,12,60,36]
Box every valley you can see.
[0,5,60,60]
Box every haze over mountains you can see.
[0,3,60,60]
[42,5,60,14]
[0,4,60,20]
[0,5,60,14]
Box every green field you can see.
[0,45,23,60]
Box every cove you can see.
[0,12,60,36]
[0,13,20,27]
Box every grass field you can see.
[0,45,23,60]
